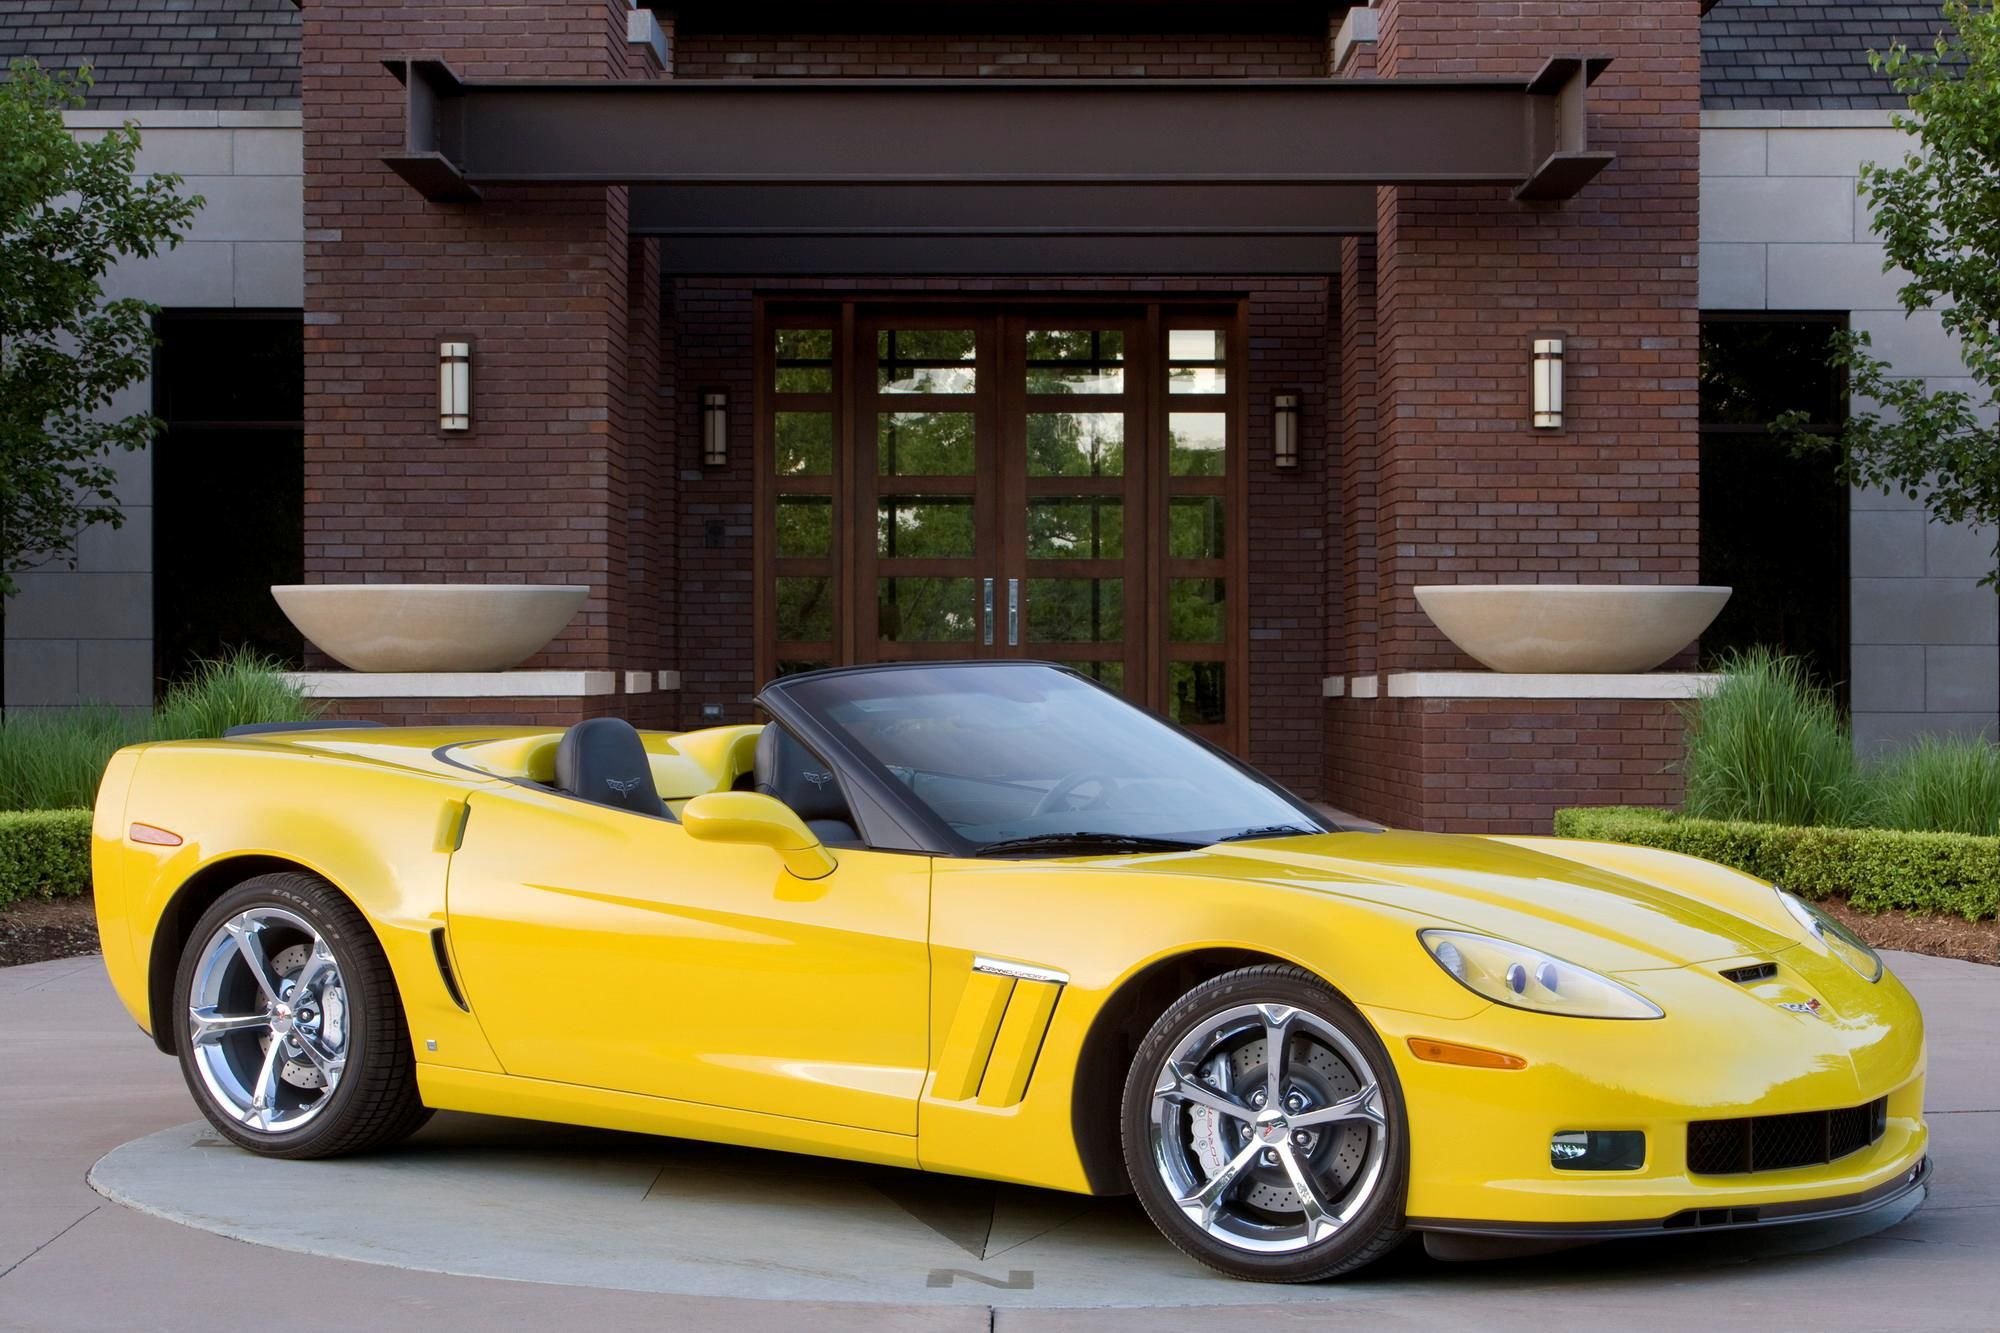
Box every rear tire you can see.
[1121,965,1408,1282]
[173,872,430,1158]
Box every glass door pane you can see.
[1000,315,1148,698]
[1161,320,1236,743]
[856,316,1002,662]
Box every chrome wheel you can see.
[1147,1002,1388,1256]
[186,907,349,1133]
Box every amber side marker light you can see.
[1408,1037,1527,1070]
[129,823,183,847]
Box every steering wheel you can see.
[1032,770,1120,816]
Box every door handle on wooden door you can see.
[1008,579,1020,647]
[983,578,995,646]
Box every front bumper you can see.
[1413,1153,1930,1243]
[1358,949,1930,1229]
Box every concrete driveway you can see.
[2,950,1994,1332]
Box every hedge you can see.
[1553,806,2000,922]
[0,810,93,907]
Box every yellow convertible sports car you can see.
[91,661,1928,1282]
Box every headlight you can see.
[1777,888,1883,982]
[1419,930,1664,1020]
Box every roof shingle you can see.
[0,0,298,111]
[1703,1,1952,109]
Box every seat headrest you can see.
[754,724,850,825]
[555,718,668,819]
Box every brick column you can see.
[1326,2,1702,831]
[1370,0,1702,671]
[301,2,663,718]
[1337,237,1381,680]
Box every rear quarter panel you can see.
[96,739,502,1072]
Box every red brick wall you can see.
[1325,697,1686,833]
[316,695,627,730]
[664,277,1335,796]
[673,30,1327,79]
[1317,2,1703,832]
[1367,0,1703,674]
[301,1,653,676]
[1336,237,1380,678]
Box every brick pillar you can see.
[301,2,661,706]
[1326,2,1702,832]
[1369,0,1702,671]
[1337,237,1380,679]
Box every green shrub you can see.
[1869,733,2000,836]
[0,809,93,905]
[0,707,141,813]
[149,649,320,743]
[1554,805,2000,922]
[0,649,318,811]
[1678,647,1871,827]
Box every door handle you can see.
[983,578,995,646]
[1008,579,1020,647]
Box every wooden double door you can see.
[760,302,1246,749]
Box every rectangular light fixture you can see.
[439,341,471,431]
[1273,391,1300,468]
[702,391,728,466]
[1532,337,1564,430]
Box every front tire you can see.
[173,872,430,1158]
[1121,965,1408,1282]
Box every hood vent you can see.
[1719,962,1777,984]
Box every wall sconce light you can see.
[439,341,471,431]
[1273,391,1300,469]
[702,391,728,467]
[1532,337,1564,430]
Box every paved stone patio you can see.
[2,951,1994,1330]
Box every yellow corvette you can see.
[91,661,1928,1282]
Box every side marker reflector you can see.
[129,823,183,847]
[1407,1036,1526,1070]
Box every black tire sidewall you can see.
[172,872,405,1158]
[1120,965,1410,1282]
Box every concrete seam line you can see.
[0,1204,99,1283]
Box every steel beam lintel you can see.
[380,54,1617,210]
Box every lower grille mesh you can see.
[1687,1097,1888,1175]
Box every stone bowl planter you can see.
[271,584,590,673]
[1413,584,1732,674]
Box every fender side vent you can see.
[1720,962,1777,984]
[430,927,470,1012]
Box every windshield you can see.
[774,663,1348,854]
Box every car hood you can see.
[1170,830,1797,972]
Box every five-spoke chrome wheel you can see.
[1123,966,1406,1281]
[186,906,351,1133]
[1148,1002,1388,1254]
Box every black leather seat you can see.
[555,717,669,819]
[754,725,860,845]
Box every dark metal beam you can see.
[384,58,1614,200]
[630,182,1377,272]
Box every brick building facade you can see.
[7,1,1990,832]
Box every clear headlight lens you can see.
[1777,888,1883,982]
[1419,929,1664,1020]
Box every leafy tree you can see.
[1,60,201,599]
[1779,1,2000,582]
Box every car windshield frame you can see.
[757,661,1372,858]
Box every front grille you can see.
[1687,1097,1888,1175]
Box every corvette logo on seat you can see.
[1779,998,1824,1015]
[805,771,833,789]
[605,776,642,795]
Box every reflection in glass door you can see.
[1000,317,1148,700]
[757,303,1247,752]
[857,319,998,661]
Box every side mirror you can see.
[681,792,837,880]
